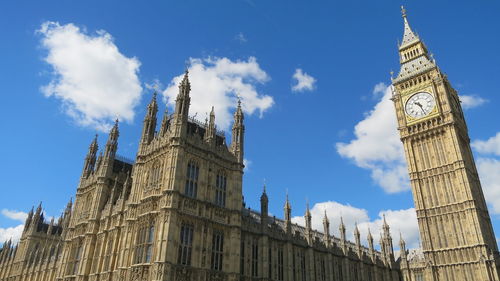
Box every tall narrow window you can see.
[178,224,194,266]
[415,271,424,281]
[103,237,113,271]
[277,246,284,281]
[72,244,82,275]
[149,161,162,189]
[145,226,154,262]
[211,231,224,271]
[185,162,199,198]
[134,224,155,264]
[215,172,227,207]
[319,256,326,281]
[300,251,306,281]
[268,247,272,279]
[251,239,259,277]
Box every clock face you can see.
[405,92,436,119]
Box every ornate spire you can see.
[173,69,191,131]
[305,200,312,230]
[159,108,170,136]
[104,119,119,158]
[400,6,419,49]
[204,106,216,143]
[284,191,292,223]
[82,134,98,177]
[323,210,330,244]
[260,183,268,219]
[339,216,346,235]
[141,92,158,145]
[231,98,245,163]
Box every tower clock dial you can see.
[405,92,436,119]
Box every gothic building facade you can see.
[1,7,498,281]
[0,70,401,281]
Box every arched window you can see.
[72,243,83,275]
[185,162,199,198]
[134,223,155,264]
[104,236,113,271]
[211,231,224,271]
[149,161,162,189]
[178,223,194,265]
[215,171,227,207]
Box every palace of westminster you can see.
[1,7,499,281]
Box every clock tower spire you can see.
[392,6,500,281]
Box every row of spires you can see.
[259,185,407,259]
[23,200,73,236]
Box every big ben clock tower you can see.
[392,7,500,281]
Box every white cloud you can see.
[372,82,387,99]
[163,57,274,131]
[291,68,316,92]
[0,224,24,244]
[459,95,487,109]
[0,209,27,244]
[38,21,143,132]
[291,201,419,249]
[243,158,252,172]
[472,132,500,156]
[336,83,409,193]
[1,209,28,222]
[477,158,500,214]
[235,32,247,43]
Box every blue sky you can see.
[1,0,500,248]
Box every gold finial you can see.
[401,5,407,18]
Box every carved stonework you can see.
[175,267,192,281]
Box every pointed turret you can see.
[367,228,375,259]
[284,192,292,234]
[394,6,435,83]
[104,119,119,159]
[354,223,362,257]
[173,70,191,131]
[339,216,346,240]
[305,201,312,230]
[323,210,330,245]
[260,184,268,220]
[141,92,158,145]
[381,214,395,264]
[204,106,216,143]
[354,223,360,244]
[231,98,245,163]
[399,6,419,49]
[159,108,170,136]
[399,232,407,258]
[339,216,347,253]
[24,207,34,232]
[82,134,98,177]
[47,217,54,235]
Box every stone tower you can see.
[391,6,500,281]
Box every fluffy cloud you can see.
[472,132,500,156]
[1,209,28,222]
[0,209,28,244]
[291,68,316,92]
[476,158,500,214]
[0,225,24,245]
[291,201,419,249]
[459,95,487,109]
[336,83,409,193]
[163,57,274,131]
[38,21,143,132]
